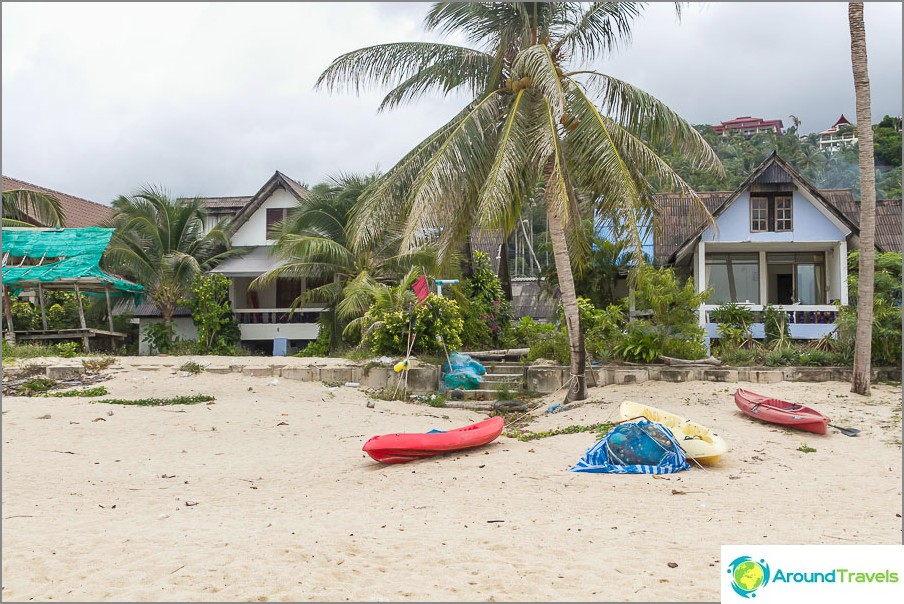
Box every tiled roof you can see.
[652,192,731,265]
[821,191,902,253]
[2,176,113,228]
[199,196,253,210]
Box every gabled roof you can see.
[227,171,309,232]
[663,152,861,264]
[2,176,113,228]
[199,196,253,211]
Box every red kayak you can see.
[362,416,504,464]
[734,389,830,435]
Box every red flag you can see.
[412,274,429,303]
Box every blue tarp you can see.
[441,352,486,390]
[570,419,690,474]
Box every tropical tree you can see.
[848,2,876,395]
[2,189,65,227]
[103,186,240,347]
[317,2,721,401]
[250,173,449,351]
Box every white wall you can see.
[137,317,198,355]
[702,191,846,244]
[230,187,298,247]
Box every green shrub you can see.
[55,341,80,358]
[297,322,331,357]
[661,332,707,360]
[514,317,570,364]
[765,347,800,367]
[798,349,834,367]
[711,302,755,349]
[185,273,241,355]
[584,303,627,361]
[364,294,463,355]
[459,251,512,348]
[614,321,662,363]
[142,322,175,354]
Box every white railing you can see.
[703,303,839,326]
[233,307,327,325]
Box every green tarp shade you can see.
[2,227,144,296]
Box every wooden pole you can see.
[2,285,16,345]
[38,284,48,331]
[104,285,115,333]
[74,281,90,353]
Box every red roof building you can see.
[713,116,784,137]
[818,114,857,150]
[2,176,113,227]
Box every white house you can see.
[204,171,325,354]
[655,152,899,341]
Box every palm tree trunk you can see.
[546,201,587,402]
[849,2,876,395]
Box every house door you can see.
[275,278,302,311]
[775,274,794,304]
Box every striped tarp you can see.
[569,419,690,474]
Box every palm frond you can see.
[2,189,66,227]
[315,42,493,110]
[554,2,642,63]
[511,44,566,118]
[573,72,723,175]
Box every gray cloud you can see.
[2,2,901,204]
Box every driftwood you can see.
[658,355,723,366]
[465,348,530,359]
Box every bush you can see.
[458,251,512,348]
[583,302,626,361]
[364,294,463,355]
[613,321,662,363]
[711,302,755,349]
[186,273,241,355]
[765,347,800,367]
[297,321,331,357]
[513,317,570,364]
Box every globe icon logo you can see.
[727,556,770,598]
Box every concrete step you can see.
[445,388,523,401]
[481,364,525,375]
[481,373,524,383]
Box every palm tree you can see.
[2,189,65,227]
[103,186,240,346]
[317,2,721,401]
[848,2,876,395]
[250,173,449,350]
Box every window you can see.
[751,198,768,232]
[766,252,825,305]
[266,208,289,239]
[750,195,793,232]
[705,253,760,304]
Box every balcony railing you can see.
[233,307,327,325]
[703,304,839,325]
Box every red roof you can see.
[2,176,113,227]
[713,116,784,134]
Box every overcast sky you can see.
[2,2,902,204]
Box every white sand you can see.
[2,358,901,602]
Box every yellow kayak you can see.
[618,401,728,466]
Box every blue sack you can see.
[569,419,690,474]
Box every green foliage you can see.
[613,321,662,363]
[505,422,614,442]
[514,317,569,364]
[632,266,710,330]
[657,121,902,200]
[94,394,215,406]
[458,251,512,348]
[179,360,204,375]
[47,386,109,398]
[297,321,332,357]
[661,335,707,361]
[797,349,834,367]
[583,302,627,361]
[186,273,241,355]
[142,322,175,354]
[711,302,755,352]
[763,304,792,349]
[363,294,463,355]
[838,251,903,366]
[54,341,79,358]
[13,377,56,396]
[764,347,800,367]
[797,443,817,454]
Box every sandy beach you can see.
[2,357,901,602]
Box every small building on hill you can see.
[818,114,858,150]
